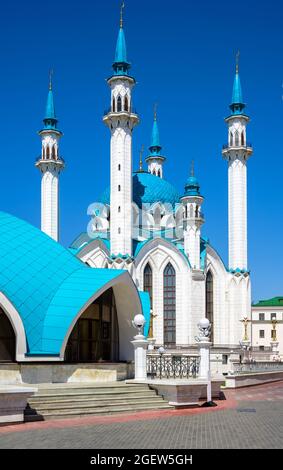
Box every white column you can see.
[198,339,212,380]
[185,226,201,270]
[131,335,148,381]
[110,126,133,256]
[228,156,247,270]
[41,166,59,241]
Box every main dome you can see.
[99,172,181,208]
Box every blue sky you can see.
[0,0,282,302]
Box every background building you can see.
[251,297,283,359]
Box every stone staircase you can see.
[24,382,173,421]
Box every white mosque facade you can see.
[0,13,253,379]
[67,20,252,352]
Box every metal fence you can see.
[147,354,200,380]
[233,361,283,375]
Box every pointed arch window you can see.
[163,262,176,346]
[241,131,245,146]
[229,131,233,147]
[117,96,122,112]
[235,130,239,146]
[143,263,153,308]
[124,95,129,112]
[112,98,116,112]
[206,270,214,343]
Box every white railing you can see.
[232,361,283,375]
[147,353,200,380]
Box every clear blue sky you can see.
[0,0,282,302]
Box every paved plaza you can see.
[0,382,283,449]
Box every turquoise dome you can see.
[183,175,201,197]
[99,172,180,208]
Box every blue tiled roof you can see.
[99,172,180,208]
[0,211,134,356]
[139,291,150,337]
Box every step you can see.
[25,403,173,421]
[27,397,165,411]
[28,392,157,405]
[35,383,146,393]
[33,387,149,396]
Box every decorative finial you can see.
[139,144,144,171]
[153,103,158,121]
[120,1,125,28]
[49,68,53,91]
[190,159,195,177]
[236,50,240,74]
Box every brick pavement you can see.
[0,381,283,449]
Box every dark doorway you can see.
[0,308,16,362]
[65,288,119,363]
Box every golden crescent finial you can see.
[139,144,144,171]
[120,1,125,28]
[49,68,53,90]
[153,103,158,121]
[236,50,240,74]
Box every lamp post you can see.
[239,317,251,363]
[131,314,148,381]
[270,319,279,361]
[195,318,217,407]
[147,309,158,351]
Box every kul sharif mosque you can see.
[0,6,252,375]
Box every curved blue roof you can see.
[99,172,180,208]
[0,211,141,356]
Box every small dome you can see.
[99,172,180,208]
[183,175,201,197]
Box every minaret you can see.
[35,73,64,242]
[222,53,253,271]
[180,162,204,270]
[145,108,166,178]
[103,4,139,256]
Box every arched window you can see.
[241,131,245,146]
[118,227,121,234]
[112,98,116,112]
[206,271,214,343]
[0,308,15,362]
[118,206,121,213]
[118,164,121,171]
[118,185,121,191]
[143,263,153,308]
[163,262,176,346]
[117,96,122,112]
[46,146,50,159]
[230,132,233,146]
[235,130,239,146]
[157,169,161,177]
[124,95,129,112]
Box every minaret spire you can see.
[103,4,139,256]
[180,165,204,271]
[35,73,64,242]
[146,105,166,178]
[222,56,253,272]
